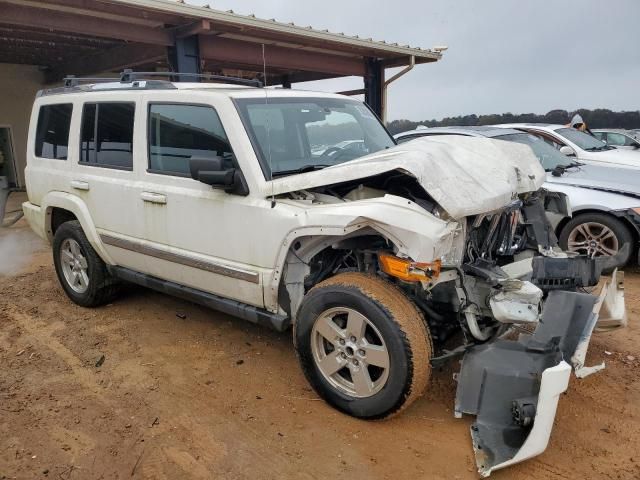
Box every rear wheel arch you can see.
[41,192,114,265]
[49,207,78,238]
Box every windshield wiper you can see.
[272,164,331,177]
[549,161,583,176]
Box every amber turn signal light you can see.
[378,253,441,282]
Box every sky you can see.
[188,0,640,122]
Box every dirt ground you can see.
[1,198,639,480]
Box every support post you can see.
[169,35,201,81]
[364,58,384,120]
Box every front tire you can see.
[558,213,632,269]
[294,272,432,419]
[53,221,119,307]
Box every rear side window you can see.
[35,104,72,159]
[148,103,233,175]
[80,103,135,169]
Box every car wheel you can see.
[294,272,432,419]
[558,213,633,269]
[53,220,119,307]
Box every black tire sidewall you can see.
[52,221,104,307]
[558,213,633,268]
[295,285,413,419]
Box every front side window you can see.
[235,97,395,178]
[80,103,135,169]
[148,104,233,175]
[35,104,72,160]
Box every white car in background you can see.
[498,123,640,168]
[395,126,640,268]
[592,129,640,150]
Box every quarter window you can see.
[35,104,72,160]
[80,103,135,169]
[148,104,233,175]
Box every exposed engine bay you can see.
[280,169,626,476]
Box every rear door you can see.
[70,95,148,271]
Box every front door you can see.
[136,99,268,307]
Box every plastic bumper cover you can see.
[455,281,611,477]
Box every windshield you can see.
[495,132,574,170]
[555,128,609,151]
[234,97,395,178]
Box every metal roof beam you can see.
[45,43,167,83]
[0,2,174,45]
[2,0,184,26]
[173,19,214,39]
[199,36,365,77]
[0,26,123,47]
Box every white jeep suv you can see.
[22,73,623,476]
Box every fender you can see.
[41,191,115,265]
[264,195,464,314]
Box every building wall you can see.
[0,64,45,187]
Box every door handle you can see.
[141,192,167,205]
[70,180,90,191]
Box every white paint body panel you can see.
[489,281,542,324]
[485,361,571,476]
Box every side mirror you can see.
[189,156,249,195]
[559,146,576,157]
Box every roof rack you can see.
[63,75,119,88]
[120,69,263,88]
[49,70,262,97]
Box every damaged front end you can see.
[271,137,626,475]
[450,190,627,476]
[455,286,608,476]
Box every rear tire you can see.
[53,221,119,307]
[558,213,632,270]
[294,272,432,419]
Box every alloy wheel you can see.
[60,238,90,293]
[567,222,619,258]
[311,307,390,398]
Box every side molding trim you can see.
[100,233,259,284]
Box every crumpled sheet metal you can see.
[267,136,545,219]
[455,289,602,476]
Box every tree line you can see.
[386,108,640,135]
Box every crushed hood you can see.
[546,162,640,198]
[268,136,545,219]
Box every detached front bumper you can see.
[455,281,612,477]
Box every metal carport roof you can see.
[0,0,443,117]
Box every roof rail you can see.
[120,69,263,88]
[63,75,120,88]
